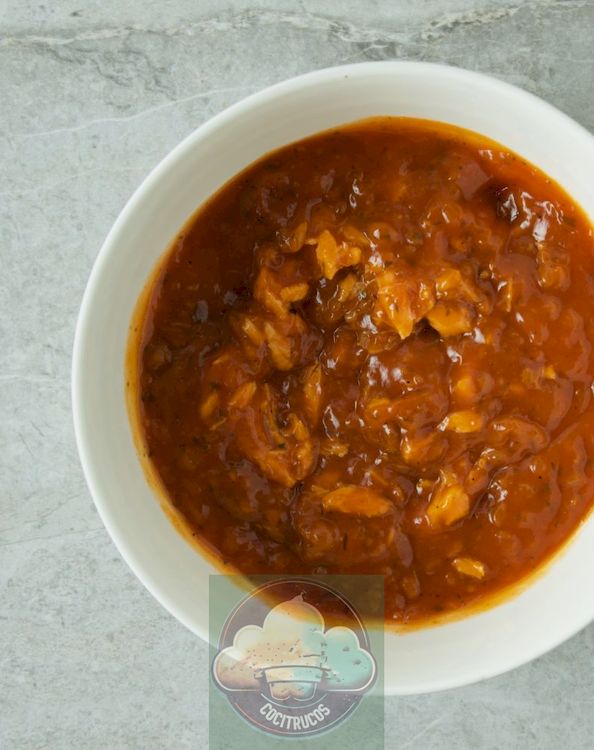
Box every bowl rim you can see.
[72,60,594,695]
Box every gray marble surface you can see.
[2,1,594,748]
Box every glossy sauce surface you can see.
[134,118,594,623]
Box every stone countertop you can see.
[2,1,594,747]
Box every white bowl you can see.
[72,61,594,695]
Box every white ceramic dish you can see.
[72,61,594,695]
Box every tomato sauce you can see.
[132,118,594,623]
